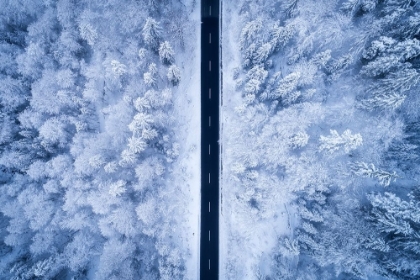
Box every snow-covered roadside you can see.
[219,0,242,278]
[220,1,291,279]
[169,1,201,279]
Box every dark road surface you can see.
[200,1,219,279]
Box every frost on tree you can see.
[359,68,420,111]
[319,129,363,154]
[240,19,263,51]
[111,60,127,77]
[159,41,175,65]
[38,117,69,150]
[289,131,309,149]
[223,0,420,279]
[0,77,28,111]
[351,162,398,187]
[358,92,406,111]
[0,0,193,278]
[272,72,302,104]
[142,17,162,51]
[127,136,147,154]
[79,22,97,46]
[243,65,268,96]
[341,0,378,16]
[128,112,154,134]
[239,18,292,67]
[167,65,181,86]
[144,63,158,87]
[365,191,420,278]
[360,37,420,80]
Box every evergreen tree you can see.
[142,17,162,51]
[159,41,175,65]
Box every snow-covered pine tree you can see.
[159,41,175,65]
[167,64,181,86]
[351,162,398,187]
[319,129,363,154]
[142,17,162,51]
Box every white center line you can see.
[209,60,211,71]
[209,88,211,99]
[209,201,211,212]
[209,173,211,184]
[209,259,211,270]
[209,6,212,16]
[209,116,211,127]
[209,230,211,241]
[209,144,211,155]
[209,33,211,44]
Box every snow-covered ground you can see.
[171,1,201,278]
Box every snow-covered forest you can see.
[221,0,420,279]
[0,0,200,279]
[3,0,420,279]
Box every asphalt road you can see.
[200,1,219,279]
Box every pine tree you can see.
[253,42,274,65]
[128,113,153,134]
[351,162,398,187]
[244,65,268,95]
[270,22,295,51]
[79,22,97,46]
[167,65,181,86]
[358,67,420,112]
[144,63,158,87]
[142,17,162,51]
[240,19,263,51]
[0,77,27,111]
[32,256,60,278]
[143,71,156,87]
[289,131,309,149]
[134,97,151,111]
[108,180,127,197]
[371,208,413,235]
[358,92,406,111]
[63,230,97,272]
[273,72,301,101]
[159,41,175,65]
[360,55,403,77]
[39,117,69,150]
[319,129,363,154]
[127,136,147,154]
[96,238,136,279]
[110,60,127,77]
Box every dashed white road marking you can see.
[209,201,211,212]
[209,259,211,270]
[209,6,211,16]
[209,33,211,44]
[209,144,211,155]
[209,230,211,241]
[209,173,211,184]
[209,88,211,99]
[209,60,211,71]
[209,116,211,126]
